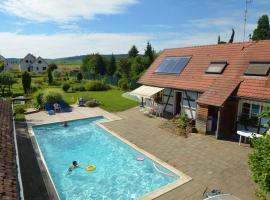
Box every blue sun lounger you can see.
[45,103,55,115]
[59,101,72,112]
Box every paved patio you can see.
[24,106,256,200]
[102,107,256,200]
[25,106,121,126]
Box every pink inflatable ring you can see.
[136,157,145,161]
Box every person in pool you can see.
[63,121,68,127]
[68,161,79,172]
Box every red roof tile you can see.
[139,40,270,106]
[0,99,18,200]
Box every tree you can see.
[217,35,226,44]
[144,41,155,63]
[117,58,131,78]
[81,54,106,76]
[0,61,4,72]
[107,54,116,76]
[0,72,16,96]
[48,63,58,71]
[252,15,270,41]
[21,71,31,94]
[130,56,146,80]
[228,28,235,43]
[77,72,83,82]
[48,68,53,84]
[249,135,270,198]
[128,45,139,58]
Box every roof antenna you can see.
[243,0,252,42]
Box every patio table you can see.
[237,130,263,146]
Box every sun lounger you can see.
[78,97,85,107]
[59,101,72,112]
[45,103,55,115]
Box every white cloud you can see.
[0,0,138,23]
[0,31,228,58]
[0,32,150,58]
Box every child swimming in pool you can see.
[68,161,79,172]
[63,121,68,127]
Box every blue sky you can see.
[0,0,269,58]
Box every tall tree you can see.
[21,71,31,94]
[144,41,155,63]
[107,54,116,76]
[81,54,106,76]
[128,45,139,58]
[47,68,53,84]
[117,58,131,78]
[228,28,235,43]
[252,15,270,41]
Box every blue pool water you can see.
[33,117,179,200]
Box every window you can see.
[244,62,270,76]
[205,61,227,74]
[26,60,28,63]
[36,67,39,70]
[155,56,191,74]
[38,60,42,64]
[43,67,46,70]
[242,103,250,118]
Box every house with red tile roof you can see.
[137,40,270,139]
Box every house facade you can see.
[19,53,48,73]
[138,40,270,139]
[0,55,13,71]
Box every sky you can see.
[0,0,269,58]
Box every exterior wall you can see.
[3,59,12,71]
[182,91,199,119]
[163,88,200,119]
[32,58,48,73]
[237,99,270,134]
[195,104,208,134]
[217,99,238,139]
[163,88,174,113]
[19,54,36,71]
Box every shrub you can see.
[118,78,129,90]
[35,92,44,106]
[14,105,26,114]
[73,85,85,91]
[43,89,63,106]
[53,70,62,78]
[47,68,53,84]
[249,135,270,198]
[77,72,83,82]
[84,80,109,91]
[85,99,100,107]
[67,87,76,93]
[62,83,70,92]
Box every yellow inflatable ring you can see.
[85,165,96,171]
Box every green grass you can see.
[9,73,138,112]
[63,89,139,112]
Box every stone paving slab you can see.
[103,107,257,200]
[25,106,121,126]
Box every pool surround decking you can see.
[25,106,191,200]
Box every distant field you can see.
[57,64,80,71]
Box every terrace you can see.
[19,105,256,199]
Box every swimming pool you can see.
[32,117,189,200]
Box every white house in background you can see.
[0,55,13,71]
[19,53,48,73]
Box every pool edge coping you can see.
[97,122,192,200]
[27,115,192,200]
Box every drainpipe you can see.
[215,108,221,139]
[12,102,25,200]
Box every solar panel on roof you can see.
[245,62,270,76]
[155,56,191,74]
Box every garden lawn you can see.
[56,88,138,112]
